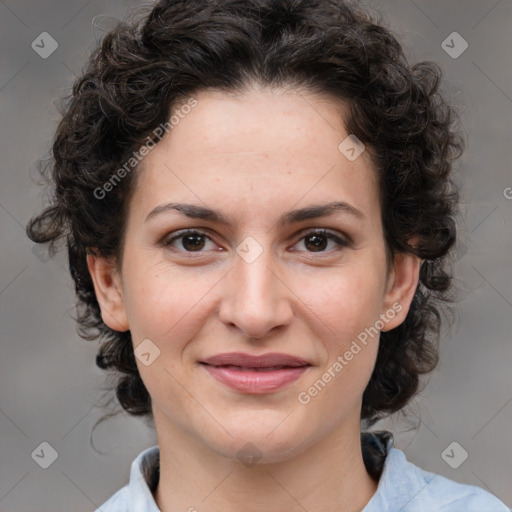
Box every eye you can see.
[162,229,218,254]
[291,229,350,254]
[162,228,350,256]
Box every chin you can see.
[204,419,313,466]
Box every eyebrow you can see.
[145,200,365,227]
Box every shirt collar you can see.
[128,445,160,512]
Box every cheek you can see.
[311,277,382,400]
[121,259,205,345]
[310,266,385,341]
[304,268,384,398]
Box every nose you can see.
[218,242,294,340]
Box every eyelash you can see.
[162,228,350,256]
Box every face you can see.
[88,86,419,463]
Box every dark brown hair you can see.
[26,0,464,426]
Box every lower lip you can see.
[201,364,310,393]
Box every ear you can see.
[86,252,129,332]
[380,247,421,332]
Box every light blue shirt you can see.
[94,434,510,512]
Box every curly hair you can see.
[26,0,464,425]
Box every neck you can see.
[153,412,379,512]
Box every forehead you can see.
[162,87,353,157]
[129,87,380,228]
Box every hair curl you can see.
[26,0,464,425]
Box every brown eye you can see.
[293,229,349,254]
[304,233,329,252]
[163,230,215,252]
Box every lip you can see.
[200,352,312,394]
[201,352,311,368]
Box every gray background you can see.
[1,0,511,510]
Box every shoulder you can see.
[364,446,510,512]
[403,451,510,512]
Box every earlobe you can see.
[381,250,421,332]
[86,253,130,332]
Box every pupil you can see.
[306,234,327,252]
[183,234,205,251]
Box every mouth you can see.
[199,352,312,393]
[201,363,309,372]
[200,351,311,368]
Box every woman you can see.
[26,0,509,510]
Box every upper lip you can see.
[201,352,311,368]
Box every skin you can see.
[87,85,420,512]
